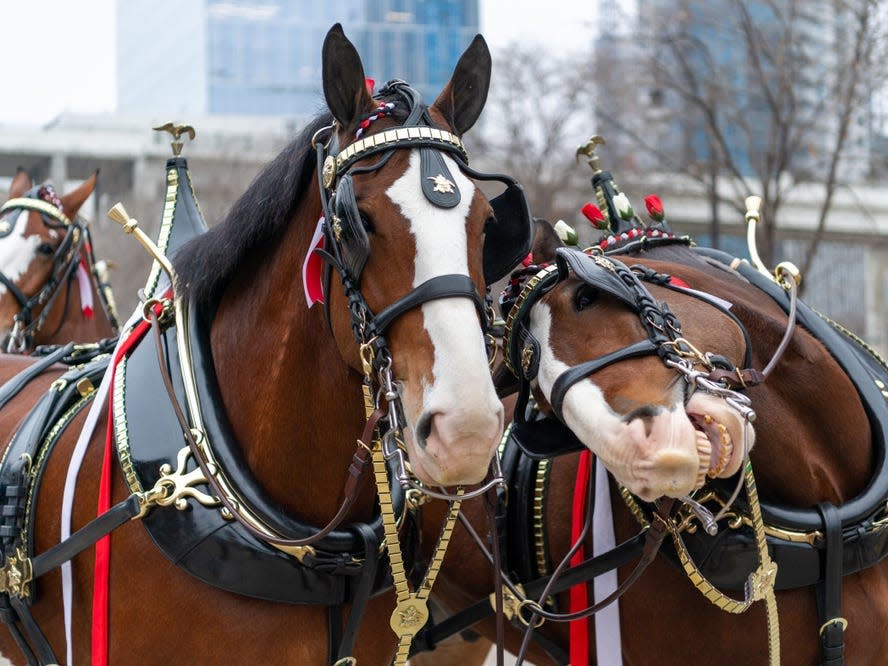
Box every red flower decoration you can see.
[365,78,376,95]
[521,252,534,267]
[644,194,664,222]
[581,202,609,230]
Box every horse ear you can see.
[8,168,32,199]
[432,34,491,135]
[322,23,372,129]
[532,219,565,263]
[60,171,98,218]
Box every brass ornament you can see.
[390,598,429,634]
[0,547,33,598]
[428,174,456,194]
[322,155,337,189]
[331,215,343,242]
[153,122,196,156]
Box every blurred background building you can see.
[117,0,479,117]
[0,0,885,353]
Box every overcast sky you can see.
[0,0,596,127]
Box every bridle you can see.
[312,79,533,503]
[0,191,92,352]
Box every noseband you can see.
[0,192,87,352]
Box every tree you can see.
[595,0,886,278]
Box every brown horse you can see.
[413,226,887,665]
[0,24,530,665]
[0,170,118,352]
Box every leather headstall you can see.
[313,80,533,367]
[0,189,117,352]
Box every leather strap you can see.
[9,596,57,666]
[409,530,647,655]
[0,343,73,411]
[816,502,845,665]
[331,523,381,664]
[30,495,142,581]
[549,340,657,420]
[373,274,485,334]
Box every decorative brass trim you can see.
[144,167,179,299]
[490,582,525,620]
[333,126,467,178]
[114,355,144,494]
[0,547,32,598]
[533,459,551,577]
[502,264,560,376]
[0,198,71,225]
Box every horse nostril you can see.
[622,405,663,438]
[415,413,433,449]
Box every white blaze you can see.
[386,150,498,423]
[0,211,41,296]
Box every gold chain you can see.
[666,457,780,664]
[371,442,462,664]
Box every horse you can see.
[0,23,533,665]
[411,197,888,665]
[0,170,119,352]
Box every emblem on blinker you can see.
[428,174,456,194]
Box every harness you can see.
[0,84,534,666]
[0,187,119,352]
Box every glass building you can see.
[117,0,479,118]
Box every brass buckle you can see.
[819,617,848,636]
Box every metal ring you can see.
[819,617,848,636]
[516,599,546,628]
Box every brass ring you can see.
[516,599,545,628]
[819,617,848,636]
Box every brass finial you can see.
[743,195,772,278]
[107,203,177,282]
[153,122,196,156]
[575,135,607,174]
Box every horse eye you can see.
[575,285,598,311]
[36,243,55,256]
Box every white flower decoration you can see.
[553,219,579,245]
[612,192,634,220]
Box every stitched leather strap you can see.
[0,343,73,411]
[373,274,485,334]
[816,502,845,665]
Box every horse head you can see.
[503,228,755,501]
[317,25,521,487]
[0,169,106,351]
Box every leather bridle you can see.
[0,196,88,353]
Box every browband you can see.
[0,198,71,226]
[323,126,468,188]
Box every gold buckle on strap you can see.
[819,617,848,636]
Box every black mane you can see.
[174,113,333,307]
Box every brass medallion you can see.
[428,174,456,194]
[389,598,429,635]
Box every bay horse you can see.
[0,170,118,352]
[412,210,887,664]
[0,24,532,665]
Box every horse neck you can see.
[33,249,116,347]
[209,199,373,524]
[685,262,874,505]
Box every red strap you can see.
[569,449,592,666]
[91,310,158,663]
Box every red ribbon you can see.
[569,449,593,666]
[92,298,166,663]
